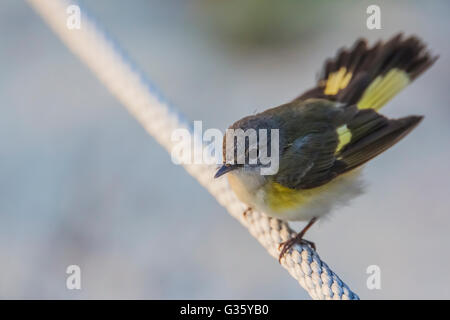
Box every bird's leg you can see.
[278,217,317,263]
[243,207,252,217]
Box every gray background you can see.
[0,0,449,299]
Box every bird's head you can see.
[214,114,281,178]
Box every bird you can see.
[214,34,438,262]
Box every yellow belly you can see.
[265,181,318,212]
[227,169,363,221]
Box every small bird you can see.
[214,34,438,262]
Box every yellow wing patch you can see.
[336,125,352,153]
[358,68,410,111]
[323,67,353,95]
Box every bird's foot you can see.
[278,236,316,263]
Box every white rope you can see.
[27,0,359,300]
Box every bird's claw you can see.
[278,237,316,263]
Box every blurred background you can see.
[0,0,449,299]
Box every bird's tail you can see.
[296,33,438,110]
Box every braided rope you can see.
[28,0,359,300]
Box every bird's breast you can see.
[227,169,364,221]
[227,169,266,208]
[264,182,311,212]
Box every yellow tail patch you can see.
[323,67,353,95]
[358,68,410,110]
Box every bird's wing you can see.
[275,110,423,190]
[275,131,341,189]
[336,112,423,172]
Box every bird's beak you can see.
[214,164,237,178]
